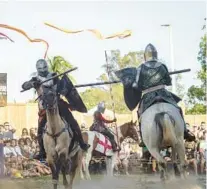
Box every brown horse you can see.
[80,121,139,179]
[38,84,80,189]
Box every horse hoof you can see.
[64,183,69,188]
[175,172,181,178]
[67,185,72,189]
[161,177,166,183]
[86,176,91,180]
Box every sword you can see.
[20,67,78,92]
[74,68,191,88]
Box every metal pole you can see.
[161,24,176,93]
[169,25,176,93]
[105,50,120,150]
[74,68,191,88]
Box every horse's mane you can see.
[109,121,132,133]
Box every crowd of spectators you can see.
[0,121,206,178]
[0,122,51,178]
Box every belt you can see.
[142,85,165,95]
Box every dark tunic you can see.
[138,61,181,115]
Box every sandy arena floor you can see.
[0,174,206,189]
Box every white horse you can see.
[80,121,139,179]
[141,102,186,181]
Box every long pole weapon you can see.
[105,51,120,151]
[20,67,78,92]
[74,69,191,88]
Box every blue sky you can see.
[0,1,206,102]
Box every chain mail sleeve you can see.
[22,79,34,90]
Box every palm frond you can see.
[47,55,77,83]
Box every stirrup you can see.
[33,153,46,160]
[112,148,119,152]
[81,143,90,151]
[184,130,195,142]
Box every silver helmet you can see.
[36,59,49,77]
[144,43,158,62]
[97,101,105,113]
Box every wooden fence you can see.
[0,103,206,137]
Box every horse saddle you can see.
[138,96,167,118]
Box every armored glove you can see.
[31,77,41,89]
[132,82,138,89]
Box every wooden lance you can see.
[20,67,78,92]
[74,69,191,88]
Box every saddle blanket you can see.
[94,132,113,156]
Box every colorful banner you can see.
[44,22,84,34]
[105,30,132,39]
[0,24,49,58]
[87,29,103,39]
[44,22,132,40]
[0,32,14,42]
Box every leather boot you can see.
[184,129,196,142]
[72,120,90,151]
[111,139,119,152]
[179,108,195,142]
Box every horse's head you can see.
[41,85,58,111]
[120,120,139,143]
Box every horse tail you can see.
[154,112,177,147]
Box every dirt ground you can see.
[0,174,206,189]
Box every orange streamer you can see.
[0,32,14,42]
[105,30,132,39]
[0,24,49,58]
[44,22,84,34]
[44,22,132,40]
[87,29,103,39]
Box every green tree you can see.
[48,56,76,83]
[80,50,144,113]
[175,74,185,98]
[186,21,206,114]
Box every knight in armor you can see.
[90,102,119,152]
[21,59,90,160]
[132,44,195,147]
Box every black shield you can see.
[59,75,87,113]
[115,67,142,111]
[123,86,142,111]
